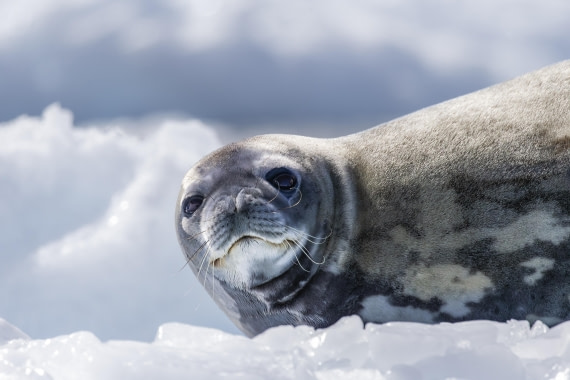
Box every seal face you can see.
[176,139,358,335]
[176,61,570,337]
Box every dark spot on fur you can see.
[407,251,421,265]
[455,238,496,272]
[553,135,570,153]
[389,294,443,312]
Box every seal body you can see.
[176,61,570,337]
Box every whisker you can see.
[253,175,262,189]
[290,238,326,266]
[273,189,302,211]
[265,186,280,204]
[186,229,208,242]
[285,240,311,272]
[264,219,332,244]
[178,260,191,272]
[211,261,216,300]
[178,238,210,272]
[196,241,214,281]
[185,210,220,226]
[191,239,211,260]
[203,193,217,203]
[263,178,303,206]
[202,254,213,289]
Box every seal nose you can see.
[235,188,261,213]
[214,197,236,214]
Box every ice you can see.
[2,316,570,379]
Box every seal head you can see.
[176,136,356,336]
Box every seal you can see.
[176,61,570,337]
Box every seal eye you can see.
[183,195,204,216]
[273,173,296,191]
[266,168,298,192]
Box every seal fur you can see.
[176,61,570,337]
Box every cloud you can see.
[0,0,568,136]
[9,0,565,71]
[0,104,241,340]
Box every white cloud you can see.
[65,3,139,47]
[167,0,247,51]
[0,0,92,47]
[3,0,568,76]
[0,104,241,340]
[0,0,568,132]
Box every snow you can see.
[2,316,570,379]
[3,105,570,379]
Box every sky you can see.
[1,0,569,140]
[1,0,570,342]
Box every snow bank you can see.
[0,104,239,341]
[2,316,570,379]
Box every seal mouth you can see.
[211,235,293,268]
[226,236,290,255]
[208,231,318,296]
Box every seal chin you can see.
[250,250,318,305]
[210,233,321,306]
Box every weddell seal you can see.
[175,61,570,337]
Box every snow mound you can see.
[1,316,570,379]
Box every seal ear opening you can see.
[265,168,299,193]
